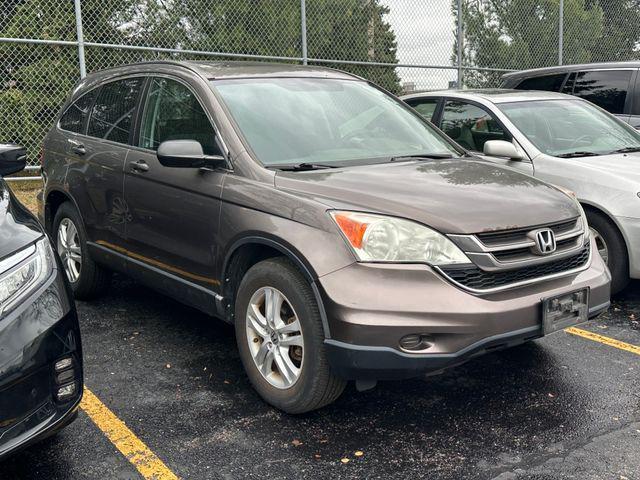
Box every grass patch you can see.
[7,179,41,215]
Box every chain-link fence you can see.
[2,0,639,178]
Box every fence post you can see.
[300,0,308,65]
[74,0,87,78]
[558,0,564,65]
[456,0,463,88]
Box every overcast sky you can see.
[383,0,458,89]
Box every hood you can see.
[0,179,43,260]
[275,159,580,234]
[571,152,640,182]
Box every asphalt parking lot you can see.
[2,277,639,480]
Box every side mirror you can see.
[157,140,226,169]
[483,140,524,161]
[0,143,27,176]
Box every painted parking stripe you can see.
[80,387,179,480]
[566,327,640,356]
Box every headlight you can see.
[330,211,470,264]
[0,237,54,316]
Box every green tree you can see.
[0,0,401,164]
[0,0,134,161]
[124,0,401,92]
[588,0,640,61]
[453,0,603,87]
[306,0,400,92]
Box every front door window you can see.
[139,77,219,155]
[440,100,510,152]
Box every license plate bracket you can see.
[542,288,589,335]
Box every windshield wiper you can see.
[555,151,600,158]
[610,146,640,154]
[272,162,341,171]
[390,153,455,162]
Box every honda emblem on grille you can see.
[529,228,557,255]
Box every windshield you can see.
[211,78,460,166]
[498,99,640,157]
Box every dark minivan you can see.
[40,61,609,413]
[0,144,83,460]
[502,61,640,128]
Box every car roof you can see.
[401,88,575,104]
[85,60,360,82]
[502,61,640,80]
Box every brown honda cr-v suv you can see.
[39,61,610,413]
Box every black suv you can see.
[502,61,640,128]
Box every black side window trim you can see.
[131,77,151,148]
[630,68,640,116]
[558,71,578,95]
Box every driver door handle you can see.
[67,139,86,156]
[129,159,149,173]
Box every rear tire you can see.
[586,209,629,295]
[53,202,111,299]
[234,257,346,413]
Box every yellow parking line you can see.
[565,327,640,356]
[80,387,179,480]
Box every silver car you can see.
[402,89,640,293]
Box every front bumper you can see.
[319,239,610,380]
[0,266,83,460]
[616,215,640,279]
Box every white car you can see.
[402,89,640,293]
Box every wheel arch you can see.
[580,201,631,272]
[222,235,331,338]
[45,188,80,234]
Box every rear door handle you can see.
[129,159,149,173]
[68,139,86,155]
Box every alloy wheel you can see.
[57,218,82,283]
[590,227,609,265]
[245,287,304,389]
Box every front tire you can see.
[586,209,629,295]
[53,202,111,299]
[234,257,346,413]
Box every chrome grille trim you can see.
[476,218,578,247]
[449,217,583,254]
[448,217,585,271]
[438,217,591,293]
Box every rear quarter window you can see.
[515,73,567,92]
[59,89,98,134]
[405,98,439,121]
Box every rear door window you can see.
[87,78,144,144]
[515,73,566,92]
[440,100,510,152]
[572,70,632,114]
[139,77,219,155]
[405,98,439,121]
[59,89,98,134]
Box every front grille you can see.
[477,218,578,247]
[492,236,579,262]
[439,243,590,292]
